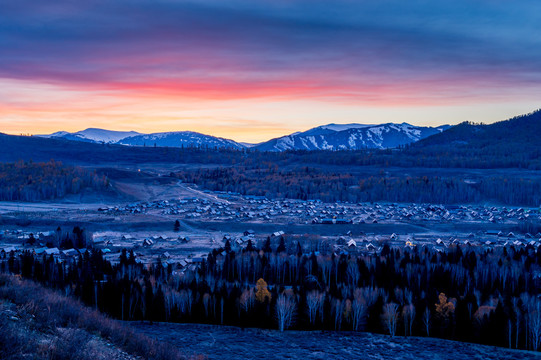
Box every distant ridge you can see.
[41,128,244,150]
[40,123,452,152]
[44,128,141,143]
[413,108,541,150]
[254,123,450,151]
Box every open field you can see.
[132,322,541,360]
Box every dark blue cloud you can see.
[1,0,540,99]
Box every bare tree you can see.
[178,289,192,316]
[332,298,344,331]
[382,302,399,337]
[403,304,415,336]
[306,290,323,326]
[347,261,360,288]
[528,297,541,351]
[239,288,255,313]
[275,293,296,332]
[352,288,368,331]
[423,307,431,337]
[513,297,521,349]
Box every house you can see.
[272,231,285,237]
[436,239,447,247]
[45,248,60,255]
[178,236,190,243]
[38,231,54,238]
[1,246,17,254]
[62,249,79,258]
[244,230,255,236]
[347,239,357,248]
[34,247,48,255]
[143,239,154,247]
[93,237,106,245]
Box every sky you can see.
[1,0,541,143]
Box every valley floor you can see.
[132,322,540,360]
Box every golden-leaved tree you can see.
[255,278,271,303]
[435,293,455,319]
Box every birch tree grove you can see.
[276,293,296,332]
[382,303,399,337]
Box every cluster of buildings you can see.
[96,195,541,226]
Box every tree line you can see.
[2,239,541,351]
[0,160,108,201]
[176,166,541,206]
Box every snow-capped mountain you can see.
[41,123,451,152]
[118,131,244,149]
[41,128,244,149]
[255,123,451,151]
[45,128,141,143]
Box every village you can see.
[1,187,540,273]
[95,192,540,225]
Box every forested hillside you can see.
[407,109,541,169]
[177,167,541,206]
[0,160,108,201]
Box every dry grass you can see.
[0,274,189,360]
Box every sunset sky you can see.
[1,0,541,142]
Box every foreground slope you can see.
[0,274,184,360]
[134,322,539,360]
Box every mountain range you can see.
[254,123,450,151]
[1,109,539,166]
[40,123,451,151]
[43,129,244,150]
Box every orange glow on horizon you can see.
[1,78,540,143]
